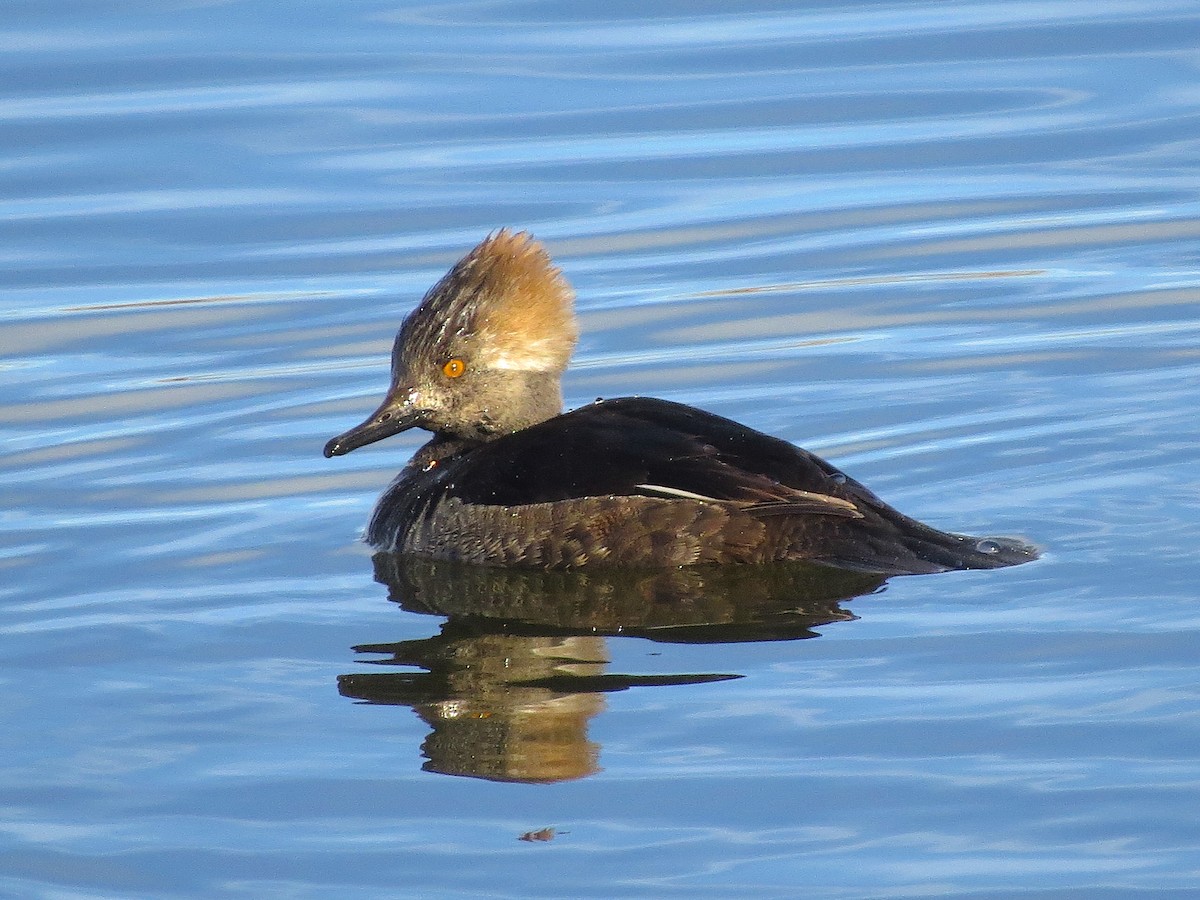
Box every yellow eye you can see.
[442,358,466,378]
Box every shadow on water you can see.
[338,554,887,783]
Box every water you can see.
[3,1,1200,897]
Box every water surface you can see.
[3,1,1200,897]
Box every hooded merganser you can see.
[324,231,1038,574]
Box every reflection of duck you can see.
[339,555,887,783]
[371,553,881,642]
[325,230,1038,573]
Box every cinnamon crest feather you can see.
[399,229,578,375]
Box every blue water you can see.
[3,1,1200,897]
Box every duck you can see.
[324,230,1038,574]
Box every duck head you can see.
[324,230,578,457]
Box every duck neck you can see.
[409,433,478,471]
[469,370,564,439]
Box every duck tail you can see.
[809,513,1040,575]
[899,525,1039,573]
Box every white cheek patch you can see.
[483,340,562,372]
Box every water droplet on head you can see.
[830,472,847,484]
[975,539,1002,554]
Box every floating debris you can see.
[519,827,566,842]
